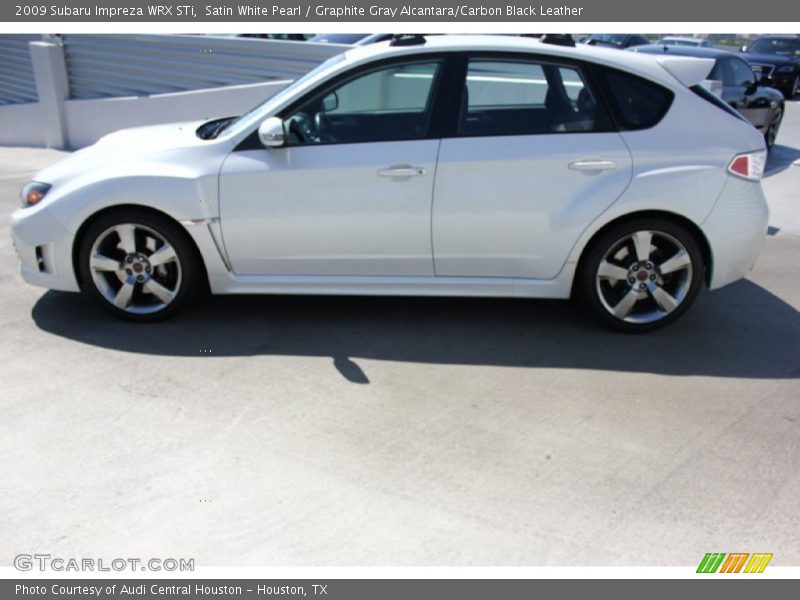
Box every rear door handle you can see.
[568,159,617,172]
[377,165,427,178]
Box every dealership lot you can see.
[1,103,798,567]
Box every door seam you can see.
[429,138,443,276]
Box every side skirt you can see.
[207,264,576,300]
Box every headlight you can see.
[776,65,796,73]
[20,181,51,208]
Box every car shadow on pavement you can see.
[766,144,800,177]
[31,279,799,383]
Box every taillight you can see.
[728,150,766,181]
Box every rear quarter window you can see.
[596,67,674,130]
[689,84,749,123]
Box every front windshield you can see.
[589,34,627,45]
[662,39,700,47]
[749,38,800,56]
[309,34,368,44]
[219,52,347,139]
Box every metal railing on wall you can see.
[0,35,42,105]
[61,34,350,100]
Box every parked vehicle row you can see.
[575,34,799,98]
[655,36,710,48]
[631,45,785,147]
[740,36,800,99]
[580,34,651,49]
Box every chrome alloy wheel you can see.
[595,230,693,324]
[88,223,182,314]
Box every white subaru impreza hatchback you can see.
[11,35,769,331]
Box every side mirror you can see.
[322,92,339,112]
[258,117,285,148]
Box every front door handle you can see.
[377,165,427,178]
[568,159,617,172]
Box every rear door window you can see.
[458,58,602,136]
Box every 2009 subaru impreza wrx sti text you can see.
[11,35,769,331]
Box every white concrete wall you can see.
[63,80,289,149]
[29,41,70,148]
[0,102,47,147]
[0,80,289,149]
[0,37,305,150]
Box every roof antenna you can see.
[390,34,427,47]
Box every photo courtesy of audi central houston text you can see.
[9,34,774,331]
[1,25,799,585]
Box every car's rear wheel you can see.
[579,219,705,332]
[765,108,783,149]
[78,209,202,320]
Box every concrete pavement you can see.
[0,105,798,567]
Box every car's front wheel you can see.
[579,219,705,332]
[78,209,202,320]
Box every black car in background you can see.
[581,34,651,49]
[237,34,313,41]
[741,36,800,99]
[631,45,785,148]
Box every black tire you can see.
[578,218,705,332]
[765,107,783,149]
[77,208,204,321]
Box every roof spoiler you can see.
[654,56,716,87]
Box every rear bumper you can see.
[702,176,769,290]
[10,205,81,292]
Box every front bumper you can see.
[702,175,769,290]
[10,205,81,292]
